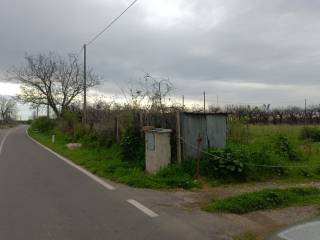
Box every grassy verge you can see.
[28,129,199,190]
[205,187,320,214]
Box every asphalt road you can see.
[270,219,320,240]
[0,126,238,240]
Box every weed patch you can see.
[206,187,320,214]
[28,129,198,189]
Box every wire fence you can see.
[180,137,320,169]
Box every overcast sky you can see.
[1,0,320,118]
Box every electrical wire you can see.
[86,0,138,47]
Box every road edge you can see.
[25,128,116,190]
[0,129,11,156]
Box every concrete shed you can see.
[179,112,227,160]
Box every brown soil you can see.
[175,180,320,239]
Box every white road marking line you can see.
[26,129,116,190]
[0,130,11,156]
[127,199,159,218]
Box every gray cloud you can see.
[1,0,320,108]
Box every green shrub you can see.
[31,117,55,133]
[80,130,113,149]
[298,168,314,178]
[245,145,289,178]
[274,134,300,161]
[120,126,145,165]
[202,147,246,180]
[57,111,81,135]
[72,123,87,141]
[201,143,294,181]
[300,127,320,142]
[206,187,320,214]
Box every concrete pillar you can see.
[144,127,172,174]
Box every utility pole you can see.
[203,91,206,114]
[83,44,87,125]
[182,95,185,110]
[304,98,307,125]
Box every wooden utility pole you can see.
[176,112,182,164]
[195,133,202,179]
[304,98,307,125]
[203,91,206,113]
[83,44,87,125]
[182,95,185,110]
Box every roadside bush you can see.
[57,111,81,135]
[80,130,113,149]
[31,117,55,133]
[72,123,87,141]
[120,126,145,166]
[202,147,246,180]
[201,143,293,181]
[298,168,314,178]
[300,127,320,142]
[244,145,289,179]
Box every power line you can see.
[80,0,138,125]
[86,0,138,47]
[77,46,84,56]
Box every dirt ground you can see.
[172,180,320,239]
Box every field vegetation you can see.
[206,187,320,214]
[204,123,320,182]
[29,115,320,190]
[29,116,198,189]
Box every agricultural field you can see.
[205,123,320,183]
[247,124,320,180]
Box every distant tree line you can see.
[9,52,320,126]
[208,104,320,124]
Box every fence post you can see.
[176,112,182,164]
[195,133,202,179]
[114,117,120,144]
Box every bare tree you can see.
[9,53,99,118]
[120,73,174,113]
[0,96,16,124]
[143,73,174,113]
